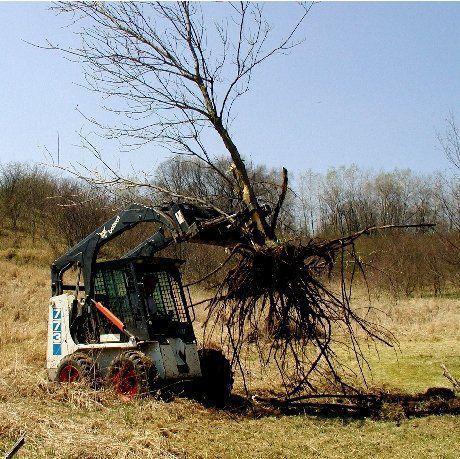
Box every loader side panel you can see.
[46,294,78,379]
[159,339,201,379]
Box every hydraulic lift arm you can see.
[51,202,251,298]
[51,203,201,297]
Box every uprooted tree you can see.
[48,2,432,395]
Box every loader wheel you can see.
[198,348,233,407]
[108,351,156,401]
[57,353,99,388]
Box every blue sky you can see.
[0,2,459,176]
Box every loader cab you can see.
[72,257,196,345]
[48,203,234,403]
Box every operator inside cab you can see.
[143,273,161,317]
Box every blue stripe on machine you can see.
[53,344,62,355]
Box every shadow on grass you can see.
[216,388,460,422]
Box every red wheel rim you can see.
[112,362,139,400]
[59,364,80,383]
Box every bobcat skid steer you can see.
[46,203,244,405]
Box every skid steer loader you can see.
[47,202,247,404]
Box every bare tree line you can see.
[3,160,455,239]
[0,158,458,240]
[0,158,459,297]
[297,166,449,236]
[0,164,113,247]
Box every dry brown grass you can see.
[0,238,459,458]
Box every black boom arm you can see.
[50,203,203,297]
[51,201,256,298]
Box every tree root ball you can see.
[205,239,395,395]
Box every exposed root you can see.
[203,224,434,395]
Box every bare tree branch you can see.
[47,1,312,240]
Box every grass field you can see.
[0,234,459,458]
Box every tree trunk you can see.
[193,74,274,241]
[213,118,275,241]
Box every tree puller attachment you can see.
[47,202,249,404]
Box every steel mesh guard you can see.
[94,265,188,335]
[94,266,137,329]
[147,271,188,323]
